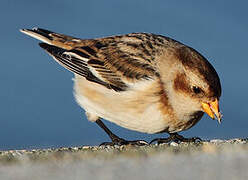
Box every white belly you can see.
[73,75,170,134]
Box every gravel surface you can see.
[1,139,248,180]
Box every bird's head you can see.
[160,45,222,123]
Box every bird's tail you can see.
[20,27,79,50]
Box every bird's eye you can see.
[192,86,201,94]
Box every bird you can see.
[20,27,222,145]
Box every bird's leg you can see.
[150,133,201,144]
[96,119,148,146]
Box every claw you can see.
[100,139,148,146]
[150,133,202,145]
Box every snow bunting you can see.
[20,28,222,145]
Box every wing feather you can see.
[39,43,126,91]
[22,28,162,92]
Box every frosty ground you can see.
[0,139,247,180]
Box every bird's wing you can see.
[21,28,160,91]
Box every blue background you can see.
[1,0,247,150]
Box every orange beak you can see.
[201,99,222,124]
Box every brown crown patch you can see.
[176,46,221,98]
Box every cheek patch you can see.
[173,73,190,94]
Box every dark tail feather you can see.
[20,28,54,44]
[30,28,54,40]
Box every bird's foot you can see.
[150,133,201,145]
[100,137,148,146]
[96,119,148,146]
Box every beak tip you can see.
[202,99,222,124]
[217,113,222,124]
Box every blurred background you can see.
[0,0,247,150]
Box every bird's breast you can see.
[74,75,175,133]
[73,75,202,134]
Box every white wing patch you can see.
[63,52,89,62]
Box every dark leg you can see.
[150,133,201,144]
[96,119,148,146]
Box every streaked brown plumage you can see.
[20,28,222,145]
